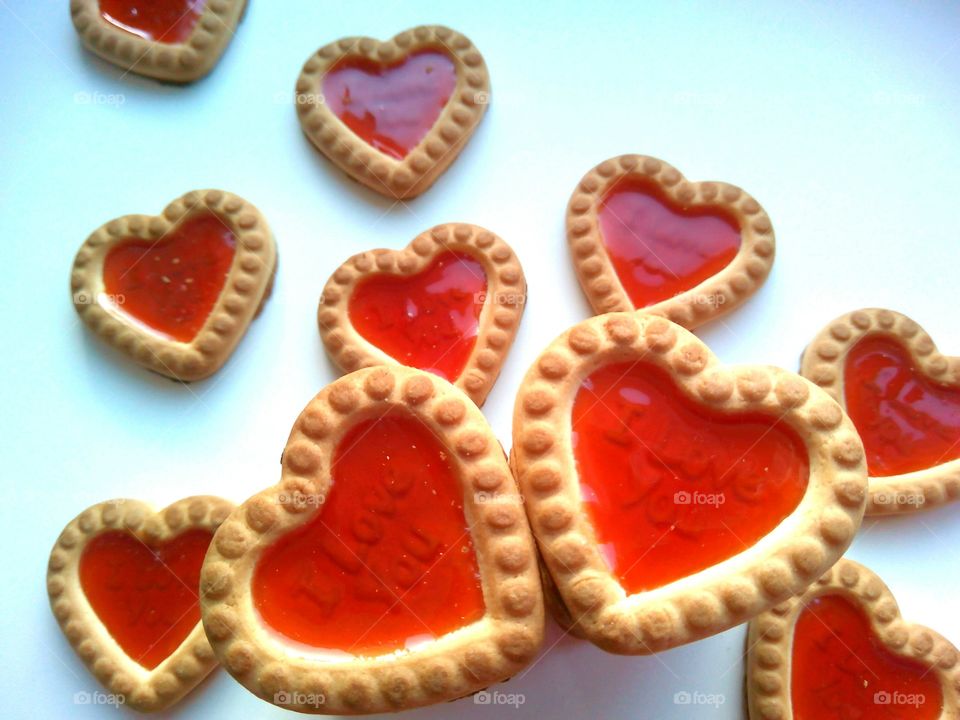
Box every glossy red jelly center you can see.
[79,528,212,669]
[253,411,485,654]
[598,178,741,308]
[322,51,457,159]
[347,250,487,381]
[791,593,943,719]
[572,362,809,592]
[99,0,205,44]
[102,212,236,342]
[844,335,960,476]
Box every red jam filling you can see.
[99,0,205,44]
[253,411,485,654]
[102,212,236,342]
[79,528,212,669]
[321,51,457,159]
[571,362,809,592]
[597,178,741,308]
[347,250,487,382]
[844,335,960,476]
[791,593,943,719]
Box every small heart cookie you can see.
[200,366,543,714]
[295,25,490,199]
[47,496,233,712]
[70,0,246,82]
[318,223,525,406]
[801,308,960,514]
[747,558,960,720]
[567,155,775,328]
[71,190,277,382]
[512,313,867,654]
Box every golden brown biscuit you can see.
[746,558,960,720]
[71,190,277,382]
[318,223,525,406]
[567,155,775,328]
[512,312,866,654]
[200,366,543,714]
[800,308,960,515]
[47,496,234,712]
[295,25,490,199]
[70,0,246,82]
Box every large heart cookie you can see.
[567,155,775,328]
[747,558,960,720]
[47,496,233,712]
[512,313,866,654]
[71,190,277,382]
[70,0,246,82]
[801,308,960,515]
[318,223,525,406]
[295,25,490,199]
[200,366,543,714]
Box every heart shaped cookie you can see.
[747,558,960,720]
[47,496,233,712]
[200,366,543,714]
[512,313,867,654]
[70,0,246,82]
[318,223,525,406]
[567,155,775,328]
[71,190,277,382]
[800,308,960,515]
[295,25,490,199]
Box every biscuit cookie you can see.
[318,223,524,407]
[512,313,867,654]
[71,190,277,382]
[800,308,960,515]
[47,496,233,712]
[295,25,490,199]
[200,366,543,714]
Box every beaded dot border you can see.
[746,557,960,720]
[295,25,490,200]
[200,366,544,715]
[566,154,776,329]
[70,189,277,382]
[46,496,234,712]
[800,307,960,515]
[511,312,867,655]
[318,223,526,407]
[69,0,246,82]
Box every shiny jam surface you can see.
[844,335,960,476]
[571,362,809,592]
[321,51,457,159]
[99,0,205,44]
[791,593,943,720]
[597,178,741,308]
[253,411,485,655]
[79,529,212,669]
[347,250,487,381]
[102,212,236,342]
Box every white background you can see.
[1,1,959,718]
